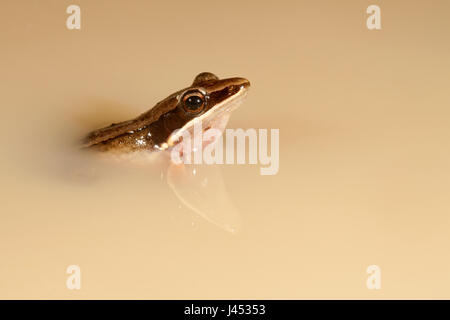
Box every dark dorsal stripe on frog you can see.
[82,72,250,153]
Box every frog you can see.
[82,72,250,155]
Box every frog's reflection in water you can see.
[52,144,242,234]
[166,162,241,234]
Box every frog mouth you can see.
[167,83,249,147]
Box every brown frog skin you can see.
[82,72,250,154]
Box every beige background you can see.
[1,0,450,299]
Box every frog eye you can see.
[181,91,206,114]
